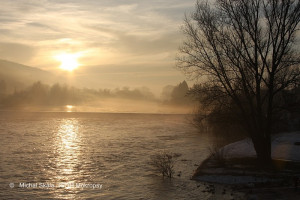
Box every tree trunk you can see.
[252,134,272,167]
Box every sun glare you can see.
[55,53,80,71]
[66,105,73,112]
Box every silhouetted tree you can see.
[161,81,192,105]
[171,81,189,103]
[177,0,300,165]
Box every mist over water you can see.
[0,78,194,114]
[0,112,215,199]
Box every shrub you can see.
[150,152,175,178]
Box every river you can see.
[0,111,240,199]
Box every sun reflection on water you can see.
[53,119,82,198]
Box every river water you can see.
[0,112,239,199]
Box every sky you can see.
[0,0,196,94]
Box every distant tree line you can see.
[0,80,194,108]
[1,82,84,107]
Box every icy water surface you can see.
[0,112,238,199]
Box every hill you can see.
[0,59,57,93]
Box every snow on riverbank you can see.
[220,131,300,161]
[193,132,300,185]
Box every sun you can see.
[55,53,80,71]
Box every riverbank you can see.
[192,132,300,199]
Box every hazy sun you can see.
[55,53,80,71]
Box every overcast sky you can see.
[0,0,196,93]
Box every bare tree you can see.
[177,0,300,165]
[150,152,175,178]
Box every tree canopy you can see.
[177,0,300,164]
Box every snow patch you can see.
[220,132,300,161]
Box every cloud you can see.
[0,0,195,90]
[85,25,181,55]
[0,0,194,46]
[114,31,181,55]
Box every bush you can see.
[150,152,175,178]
